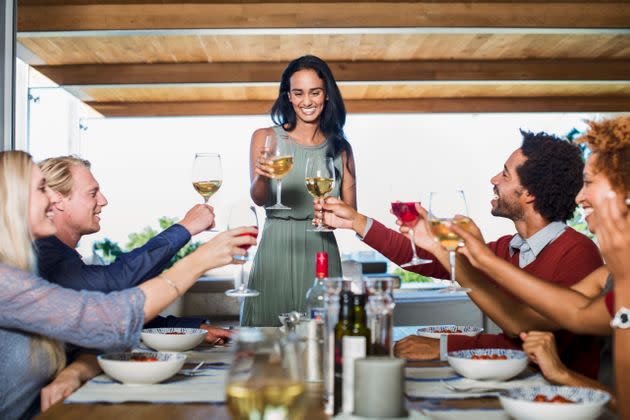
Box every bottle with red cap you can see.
[306,252,328,320]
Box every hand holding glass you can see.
[391,201,431,267]
[428,190,471,293]
[306,156,336,232]
[265,134,294,210]
[225,205,260,298]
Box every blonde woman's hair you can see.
[39,155,91,197]
[0,150,66,376]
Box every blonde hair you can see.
[0,151,66,376]
[39,155,91,197]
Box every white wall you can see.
[56,112,595,260]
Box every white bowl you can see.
[416,325,483,339]
[141,328,207,351]
[97,351,186,384]
[499,385,611,420]
[447,349,528,381]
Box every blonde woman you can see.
[0,151,256,420]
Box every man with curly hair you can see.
[316,130,604,379]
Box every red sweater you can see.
[364,220,604,378]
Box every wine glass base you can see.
[225,289,260,297]
[308,227,334,233]
[400,258,432,268]
[266,204,292,210]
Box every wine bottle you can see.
[306,252,328,321]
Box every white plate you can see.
[398,281,448,291]
[141,328,207,352]
[447,349,528,381]
[97,351,186,385]
[416,325,483,339]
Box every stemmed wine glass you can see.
[305,156,336,232]
[391,201,431,267]
[225,204,260,298]
[265,134,295,210]
[225,329,306,419]
[192,153,223,204]
[428,190,472,294]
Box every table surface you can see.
[38,327,500,420]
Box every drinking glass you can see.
[226,328,306,420]
[391,201,431,267]
[225,204,260,298]
[305,156,336,232]
[265,134,295,210]
[428,190,472,294]
[192,153,222,204]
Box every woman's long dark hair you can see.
[271,55,348,155]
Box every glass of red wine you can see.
[391,201,431,267]
[225,204,260,298]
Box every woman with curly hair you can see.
[452,115,630,409]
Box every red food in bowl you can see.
[131,356,159,362]
[533,394,575,403]
[471,354,508,360]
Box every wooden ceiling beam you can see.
[18,2,630,31]
[33,60,630,86]
[87,97,630,117]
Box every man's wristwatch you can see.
[611,307,630,329]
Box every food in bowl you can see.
[499,386,610,420]
[97,352,187,384]
[141,327,207,351]
[447,349,528,381]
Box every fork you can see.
[440,380,508,394]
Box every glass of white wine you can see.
[226,329,306,420]
[265,134,294,210]
[305,156,335,232]
[428,190,472,294]
[225,203,260,298]
[192,153,223,204]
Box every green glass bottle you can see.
[333,290,354,414]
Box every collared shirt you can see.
[508,221,568,268]
[35,224,205,329]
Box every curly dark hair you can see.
[517,130,584,222]
[271,55,349,155]
[575,115,630,194]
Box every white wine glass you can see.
[225,204,260,298]
[226,329,306,420]
[192,153,223,204]
[428,190,472,294]
[305,156,335,232]
[265,134,294,210]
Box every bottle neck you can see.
[352,294,368,326]
[313,274,327,286]
[337,291,354,322]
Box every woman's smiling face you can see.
[287,69,326,124]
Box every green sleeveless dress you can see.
[242,126,343,326]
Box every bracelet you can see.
[159,275,181,297]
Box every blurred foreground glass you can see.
[226,329,306,420]
[365,278,396,356]
[428,190,472,294]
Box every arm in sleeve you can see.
[363,219,450,278]
[46,224,191,293]
[0,264,145,351]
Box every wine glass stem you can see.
[276,180,283,206]
[238,265,245,291]
[318,197,324,228]
[408,229,419,261]
[448,250,456,288]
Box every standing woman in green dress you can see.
[242,55,357,326]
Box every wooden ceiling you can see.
[16,1,630,116]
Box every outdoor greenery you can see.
[92,216,201,267]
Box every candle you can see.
[353,357,407,418]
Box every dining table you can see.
[36,327,526,420]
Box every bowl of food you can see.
[416,325,483,339]
[499,385,611,420]
[141,328,207,351]
[447,349,528,381]
[97,351,187,384]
